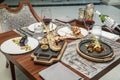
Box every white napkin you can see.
[39,62,82,80]
[90,30,119,41]
[101,31,119,40]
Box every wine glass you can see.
[41,8,52,27]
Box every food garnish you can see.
[46,31,62,51]
[19,35,28,46]
[41,44,49,50]
[86,36,105,53]
[71,26,83,38]
[12,36,31,51]
[21,45,31,51]
[40,22,62,52]
[39,37,48,45]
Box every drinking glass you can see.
[91,25,102,39]
[78,8,85,20]
[33,24,44,40]
[41,8,52,26]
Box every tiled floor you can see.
[0,52,11,80]
[0,52,29,80]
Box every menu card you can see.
[39,62,83,80]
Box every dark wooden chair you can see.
[0,0,4,3]
[0,0,42,68]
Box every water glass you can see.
[91,25,102,39]
[33,24,44,40]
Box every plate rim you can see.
[78,39,113,58]
[76,43,115,62]
[28,22,57,32]
[0,37,39,54]
[57,27,88,38]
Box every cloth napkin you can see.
[39,62,82,80]
[101,31,119,40]
[90,30,119,41]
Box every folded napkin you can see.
[101,31,119,40]
[39,62,82,80]
[90,30,119,41]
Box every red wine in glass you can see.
[43,18,52,26]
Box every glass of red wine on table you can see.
[41,8,52,32]
[33,8,53,40]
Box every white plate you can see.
[0,37,39,54]
[57,27,88,38]
[28,22,57,32]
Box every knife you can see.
[19,28,33,37]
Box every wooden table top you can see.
[0,30,90,80]
[0,30,120,80]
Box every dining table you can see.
[0,29,89,80]
[0,4,120,80]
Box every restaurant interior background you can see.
[1,0,120,7]
[0,0,120,80]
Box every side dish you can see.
[86,36,105,53]
[71,26,83,38]
[12,35,31,51]
[41,44,49,51]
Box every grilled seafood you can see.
[71,26,83,38]
[39,37,48,45]
[46,31,62,51]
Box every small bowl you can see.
[41,44,49,51]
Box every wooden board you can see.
[31,41,67,65]
[76,43,115,63]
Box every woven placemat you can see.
[61,34,120,78]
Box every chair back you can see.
[0,0,42,32]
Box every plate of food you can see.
[76,37,115,62]
[28,22,57,32]
[57,26,88,39]
[31,31,67,65]
[0,35,39,54]
[33,40,65,60]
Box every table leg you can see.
[9,61,16,80]
[6,59,9,68]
